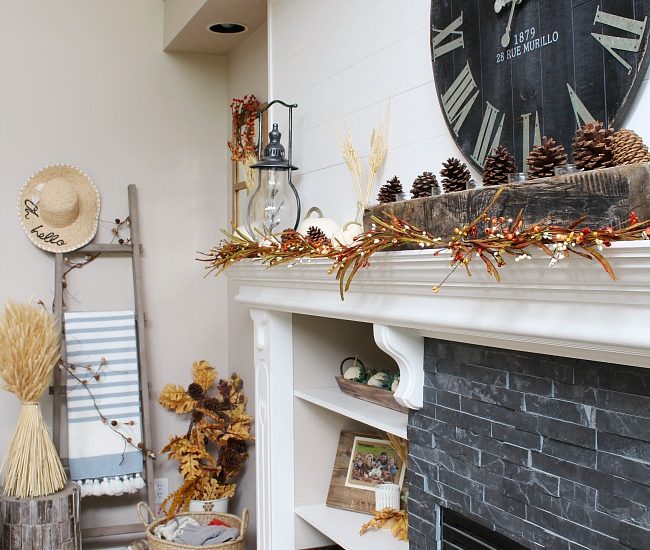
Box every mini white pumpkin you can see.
[333,221,363,247]
[297,207,341,240]
[367,372,389,387]
[343,365,363,380]
[391,377,400,393]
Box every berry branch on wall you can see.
[227,95,260,162]
[199,189,650,299]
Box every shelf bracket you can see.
[373,324,424,410]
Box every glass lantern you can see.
[246,101,300,237]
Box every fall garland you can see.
[199,190,650,299]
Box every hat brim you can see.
[18,164,100,253]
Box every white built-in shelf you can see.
[294,387,408,438]
[295,504,409,550]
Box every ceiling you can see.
[164,0,267,55]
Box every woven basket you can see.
[137,502,248,550]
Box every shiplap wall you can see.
[266,0,650,547]
[268,0,650,227]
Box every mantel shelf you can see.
[295,387,407,438]
[230,243,650,368]
[295,504,409,550]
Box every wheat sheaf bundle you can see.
[0,301,66,497]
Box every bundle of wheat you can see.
[0,301,66,497]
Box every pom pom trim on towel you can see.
[77,473,145,497]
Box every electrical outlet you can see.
[154,478,168,504]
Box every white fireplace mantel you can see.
[228,243,650,550]
[233,242,650,368]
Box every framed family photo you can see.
[326,431,407,515]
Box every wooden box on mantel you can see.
[364,164,650,239]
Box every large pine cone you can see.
[377,176,403,203]
[441,158,470,192]
[483,146,516,186]
[306,226,331,247]
[410,172,440,198]
[527,137,568,180]
[572,121,614,170]
[188,382,205,400]
[611,129,650,166]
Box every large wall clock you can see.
[430,0,650,173]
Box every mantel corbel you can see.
[373,324,424,410]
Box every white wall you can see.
[0,0,228,538]
[226,22,269,550]
[269,0,650,228]
[266,0,650,547]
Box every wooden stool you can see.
[0,482,81,549]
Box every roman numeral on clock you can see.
[592,8,648,75]
[432,12,464,59]
[471,102,505,168]
[567,83,596,128]
[441,62,479,136]
[522,112,541,171]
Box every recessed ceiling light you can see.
[208,23,247,34]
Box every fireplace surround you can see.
[228,242,650,549]
[409,339,650,549]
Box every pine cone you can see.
[188,382,205,400]
[441,158,471,192]
[483,146,516,186]
[611,129,650,166]
[526,137,568,180]
[377,176,403,203]
[572,121,614,170]
[203,397,227,413]
[410,172,440,198]
[191,409,204,423]
[306,226,331,247]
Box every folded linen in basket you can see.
[174,525,240,546]
[65,310,144,496]
[154,517,200,541]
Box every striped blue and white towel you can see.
[65,310,145,497]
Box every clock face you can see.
[430,0,650,173]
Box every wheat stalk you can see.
[0,301,66,497]
[339,128,363,202]
[364,128,388,206]
[339,113,388,218]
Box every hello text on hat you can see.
[18,165,100,253]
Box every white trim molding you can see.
[232,243,650,369]
[249,309,295,550]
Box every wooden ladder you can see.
[51,184,155,539]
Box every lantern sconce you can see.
[246,100,300,238]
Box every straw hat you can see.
[18,164,100,253]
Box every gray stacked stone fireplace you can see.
[408,339,650,549]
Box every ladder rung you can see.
[75,243,133,254]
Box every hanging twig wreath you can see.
[199,189,650,299]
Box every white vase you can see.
[189,496,229,513]
[375,483,400,511]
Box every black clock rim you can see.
[429,3,650,175]
[612,25,650,130]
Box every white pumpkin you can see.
[367,372,389,387]
[333,221,363,247]
[297,207,341,240]
[343,365,363,380]
[391,377,400,393]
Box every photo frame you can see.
[326,430,407,515]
